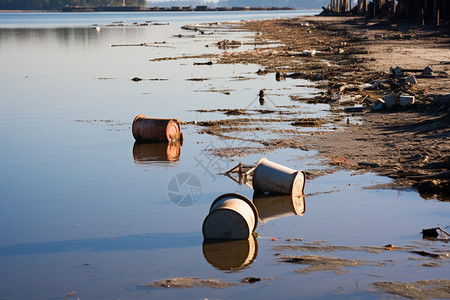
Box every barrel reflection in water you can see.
[132,141,181,164]
[202,235,258,271]
[253,192,306,224]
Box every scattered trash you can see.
[202,193,258,240]
[302,49,316,57]
[202,236,258,270]
[399,95,415,106]
[132,115,182,143]
[253,192,305,223]
[252,158,306,196]
[422,66,433,76]
[344,106,366,113]
[390,66,404,77]
[405,76,417,84]
[372,101,385,110]
[383,93,397,109]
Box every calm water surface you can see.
[0,11,448,300]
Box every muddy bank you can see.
[191,16,450,198]
[144,276,266,289]
[373,279,450,299]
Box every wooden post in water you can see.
[434,0,438,25]
[357,0,362,14]
[363,0,367,13]
[436,9,440,27]
[390,0,396,14]
[344,0,348,11]
[421,8,425,25]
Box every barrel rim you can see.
[166,119,180,142]
[291,170,306,196]
[209,192,258,233]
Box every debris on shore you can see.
[198,15,450,198]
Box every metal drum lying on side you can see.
[132,114,181,143]
[252,158,306,196]
[202,193,258,240]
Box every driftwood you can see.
[110,42,174,48]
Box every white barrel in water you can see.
[252,158,306,196]
[202,193,258,240]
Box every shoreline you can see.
[210,15,450,198]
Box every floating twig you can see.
[110,42,175,48]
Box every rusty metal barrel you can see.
[252,158,306,196]
[202,193,258,240]
[132,115,181,143]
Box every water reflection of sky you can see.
[1,11,449,300]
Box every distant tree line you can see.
[0,0,146,10]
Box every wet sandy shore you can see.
[208,15,450,198]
